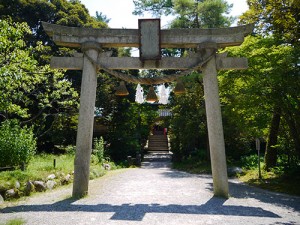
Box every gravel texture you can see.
[1,153,299,225]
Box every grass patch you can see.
[172,157,211,174]
[0,218,25,225]
[0,153,112,200]
[171,154,300,196]
[0,154,75,187]
[238,167,300,196]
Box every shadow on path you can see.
[1,153,298,222]
[144,153,300,214]
[0,196,280,221]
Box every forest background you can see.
[0,0,299,195]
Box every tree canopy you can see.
[0,19,79,141]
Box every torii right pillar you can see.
[201,43,229,198]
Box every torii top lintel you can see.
[42,21,254,49]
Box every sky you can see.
[80,0,249,29]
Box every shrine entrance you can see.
[42,20,253,198]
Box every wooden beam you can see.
[50,56,248,70]
[42,22,254,49]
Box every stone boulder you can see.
[33,181,46,192]
[24,181,35,196]
[5,189,18,199]
[47,174,56,180]
[46,180,57,190]
[103,163,111,170]
[0,194,4,203]
[61,174,72,185]
[14,181,20,189]
[227,167,244,177]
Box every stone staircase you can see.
[147,134,169,153]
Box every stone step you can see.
[147,134,169,152]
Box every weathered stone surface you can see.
[14,181,20,189]
[73,43,100,198]
[46,180,57,190]
[61,174,71,185]
[227,167,244,177]
[33,181,46,192]
[202,50,228,198]
[103,163,111,170]
[47,174,56,180]
[5,189,18,199]
[42,22,254,48]
[24,181,35,196]
[51,56,248,71]
[0,194,4,203]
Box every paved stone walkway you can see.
[1,154,299,225]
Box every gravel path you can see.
[1,154,299,225]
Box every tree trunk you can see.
[265,107,281,171]
[285,113,300,158]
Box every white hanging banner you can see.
[135,83,144,104]
[159,84,168,105]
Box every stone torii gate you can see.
[42,20,253,198]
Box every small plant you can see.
[241,154,263,170]
[0,120,36,168]
[2,218,25,225]
[93,137,105,164]
[65,145,76,155]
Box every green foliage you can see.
[239,165,300,196]
[1,218,26,225]
[241,154,263,170]
[0,19,79,145]
[0,120,36,167]
[219,35,300,164]
[133,0,174,16]
[107,97,157,161]
[65,145,76,155]
[93,137,105,164]
[169,74,207,162]
[133,0,234,28]
[133,0,235,163]
[239,0,300,44]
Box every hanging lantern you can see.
[115,81,129,96]
[173,79,185,95]
[146,86,158,103]
[135,84,144,104]
[159,84,168,105]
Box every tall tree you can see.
[0,19,79,141]
[0,0,110,147]
[0,0,107,47]
[239,0,300,168]
[219,35,300,169]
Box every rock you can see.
[47,174,56,180]
[14,181,21,189]
[46,180,56,190]
[5,189,18,199]
[103,163,111,170]
[33,181,46,192]
[227,167,244,177]
[0,194,4,204]
[24,181,35,196]
[61,174,71,185]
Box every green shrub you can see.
[241,154,263,170]
[93,137,105,164]
[65,145,76,155]
[0,120,36,167]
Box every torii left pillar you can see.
[73,42,101,198]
